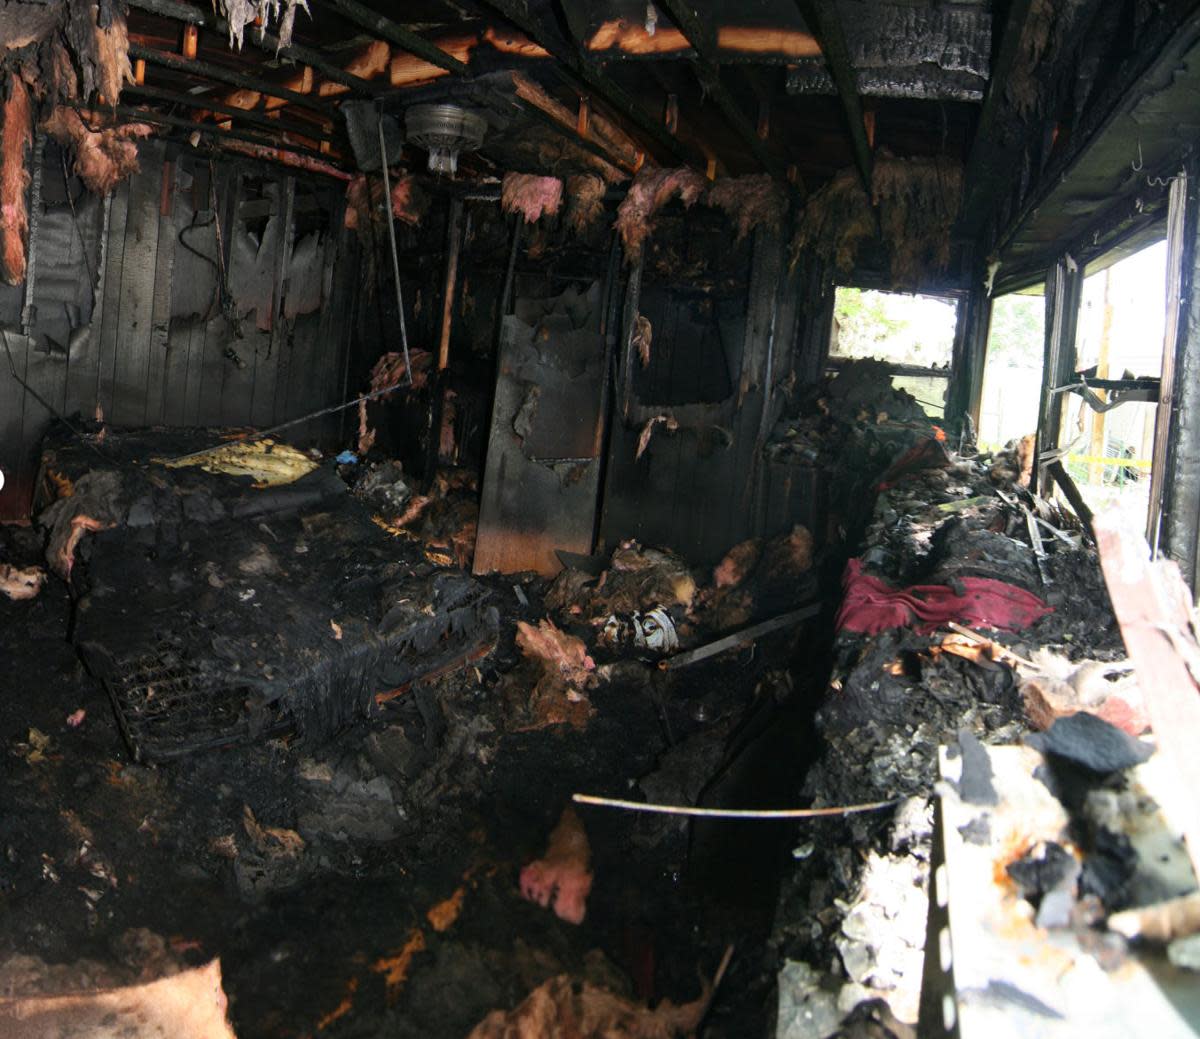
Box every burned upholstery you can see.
[37,425,497,761]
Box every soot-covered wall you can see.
[0,138,362,521]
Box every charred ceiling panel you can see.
[787,1,992,101]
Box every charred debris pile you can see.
[3,356,1191,1039]
[766,366,1195,1037]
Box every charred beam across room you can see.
[793,0,872,194]
[124,84,335,144]
[655,0,785,176]
[474,0,700,168]
[956,0,1035,235]
[70,103,347,171]
[127,0,383,95]
[128,43,337,118]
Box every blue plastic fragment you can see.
[336,450,358,465]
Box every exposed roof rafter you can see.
[656,0,786,176]
[793,0,873,195]
[129,42,337,118]
[955,0,1036,236]
[126,0,383,96]
[323,0,470,75]
[474,0,701,168]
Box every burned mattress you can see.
[36,424,497,761]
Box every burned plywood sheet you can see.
[474,283,605,577]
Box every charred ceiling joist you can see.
[475,0,701,168]
[125,0,384,97]
[654,0,785,177]
[127,43,337,118]
[793,0,873,195]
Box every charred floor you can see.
[3,1,1200,1038]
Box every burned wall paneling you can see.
[0,146,357,521]
[599,228,801,565]
[1159,160,1200,591]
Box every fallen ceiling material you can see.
[42,107,154,195]
[500,172,563,224]
[790,152,963,286]
[562,172,607,235]
[707,173,790,242]
[614,167,708,260]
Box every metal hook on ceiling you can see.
[1131,140,1144,172]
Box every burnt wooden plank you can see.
[109,153,162,426]
[144,159,179,424]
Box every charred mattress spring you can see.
[101,647,292,762]
[94,589,498,763]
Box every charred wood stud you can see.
[182,23,199,59]
[124,84,335,143]
[665,94,679,135]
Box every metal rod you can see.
[164,381,416,464]
[572,792,896,819]
[129,43,336,118]
[658,603,820,670]
[377,110,412,386]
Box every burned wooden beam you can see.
[793,0,873,195]
[125,83,334,142]
[475,0,699,168]
[128,43,336,118]
[956,0,1035,235]
[323,0,469,75]
[78,102,344,170]
[655,0,785,176]
[509,72,636,176]
[127,0,384,95]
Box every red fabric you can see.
[837,558,1053,635]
